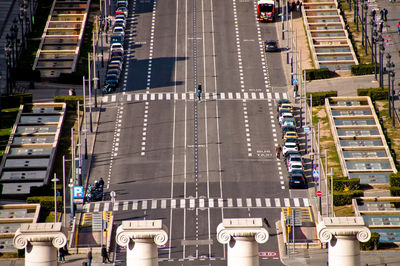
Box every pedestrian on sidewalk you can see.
[293,84,298,99]
[379,21,384,33]
[87,248,93,266]
[380,9,384,21]
[58,247,65,263]
[197,83,202,101]
[102,245,111,263]
[383,8,388,22]
[275,144,281,159]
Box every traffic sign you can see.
[316,190,322,197]
[73,186,84,199]
[303,127,310,133]
[313,170,319,178]
[293,78,298,84]
[313,164,318,169]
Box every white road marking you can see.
[123,201,129,211]
[151,199,157,209]
[142,200,148,210]
[132,201,138,210]
[246,198,252,207]
[256,198,262,207]
[209,198,214,208]
[161,199,167,209]
[284,198,291,207]
[275,198,281,207]
[113,202,119,211]
[294,198,300,207]
[227,198,233,207]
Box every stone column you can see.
[116,220,168,266]
[216,218,269,266]
[13,223,67,266]
[317,217,371,266]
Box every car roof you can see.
[284,142,297,146]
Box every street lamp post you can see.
[52,174,60,224]
[363,3,368,54]
[386,53,394,118]
[378,37,385,88]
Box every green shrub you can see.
[333,190,363,206]
[306,91,338,106]
[54,96,84,111]
[0,94,33,109]
[357,88,386,101]
[390,186,400,196]
[333,178,360,191]
[360,232,380,250]
[26,196,62,212]
[305,68,333,80]
[29,184,53,196]
[389,173,400,187]
[351,64,378,76]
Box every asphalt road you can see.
[88,0,309,264]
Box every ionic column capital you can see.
[116,220,168,247]
[317,217,371,243]
[217,218,269,244]
[13,223,67,249]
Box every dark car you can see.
[289,173,308,189]
[281,125,297,137]
[265,40,279,52]
[106,69,120,79]
[276,99,290,112]
[285,137,299,148]
[105,74,119,87]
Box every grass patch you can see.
[0,108,20,159]
[334,205,355,216]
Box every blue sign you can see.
[313,164,318,169]
[293,78,298,85]
[73,186,84,199]
[314,177,319,183]
[303,127,310,133]
[313,170,319,178]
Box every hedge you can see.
[26,196,62,212]
[390,186,400,196]
[357,88,386,101]
[305,68,333,80]
[351,64,378,76]
[389,172,400,187]
[54,96,84,111]
[360,232,380,250]
[29,184,53,196]
[0,94,33,109]
[306,91,338,106]
[333,190,363,206]
[333,178,360,191]
[13,68,41,82]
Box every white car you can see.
[288,161,304,173]
[279,112,293,125]
[113,26,125,37]
[282,142,298,156]
[114,18,126,29]
[111,43,124,53]
[286,153,302,168]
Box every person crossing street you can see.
[197,83,202,101]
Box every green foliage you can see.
[58,73,84,85]
[390,186,400,196]
[389,172,400,187]
[26,196,62,212]
[351,64,378,76]
[305,68,333,80]
[360,232,380,250]
[29,184,53,196]
[333,190,363,206]
[358,88,387,101]
[306,91,338,106]
[333,178,360,191]
[0,94,32,109]
[54,96,84,111]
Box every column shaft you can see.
[126,239,158,266]
[25,241,58,266]
[228,236,259,266]
[329,235,360,266]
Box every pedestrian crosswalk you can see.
[101,91,288,103]
[83,197,310,213]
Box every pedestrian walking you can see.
[275,144,281,159]
[380,9,384,20]
[293,84,298,98]
[102,245,111,263]
[87,248,93,266]
[58,247,65,263]
[383,8,388,22]
[197,83,202,101]
[372,9,376,20]
[379,21,384,33]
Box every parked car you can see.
[117,0,128,8]
[282,142,298,156]
[278,111,293,124]
[114,20,126,29]
[288,161,304,173]
[105,74,119,87]
[110,33,124,45]
[279,103,293,113]
[286,153,302,167]
[113,26,125,37]
[289,173,308,189]
[111,43,124,53]
[276,99,290,112]
[285,137,299,149]
[265,40,279,52]
[109,60,123,71]
[281,125,296,137]
[106,69,120,79]
[116,7,128,17]
[281,118,296,128]
[111,50,124,59]
[283,131,299,141]
[115,14,126,21]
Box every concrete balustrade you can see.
[13,223,67,266]
[116,220,168,266]
[217,218,269,266]
[317,217,371,266]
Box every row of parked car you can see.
[276,99,307,189]
[104,0,129,93]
